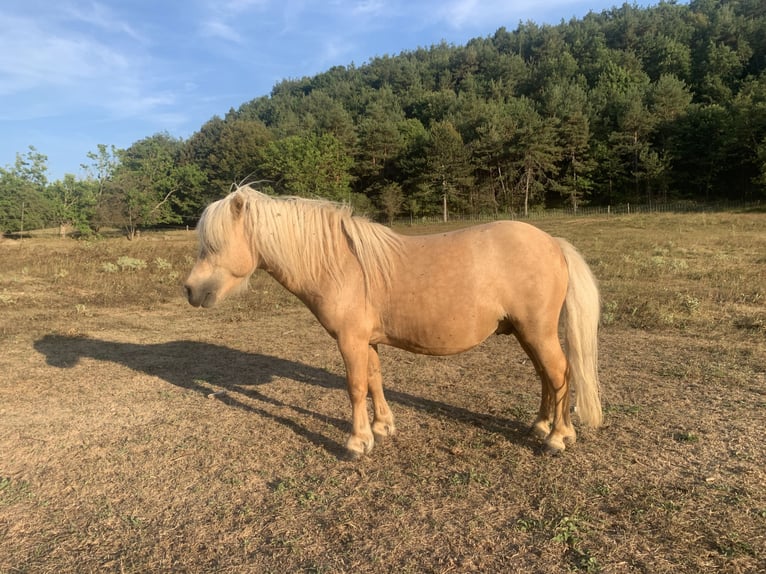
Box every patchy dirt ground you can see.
[1,212,765,573]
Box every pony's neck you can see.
[260,260,315,296]
[251,201,349,297]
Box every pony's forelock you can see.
[195,190,249,256]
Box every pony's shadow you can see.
[33,334,534,458]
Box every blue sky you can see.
[1,0,658,181]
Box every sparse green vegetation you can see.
[115,256,147,271]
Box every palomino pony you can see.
[184,185,602,457]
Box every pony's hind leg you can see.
[517,331,576,454]
[530,379,553,441]
[368,345,396,440]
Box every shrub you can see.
[116,256,147,271]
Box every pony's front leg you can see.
[368,345,395,440]
[338,337,375,458]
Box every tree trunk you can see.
[497,165,506,215]
[442,177,448,222]
[571,151,579,213]
[524,168,531,218]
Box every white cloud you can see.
[0,8,184,126]
[441,0,479,28]
[0,13,129,94]
[436,0,574,30]
[316,36,353,68]
[353,0,386,16]
[197,0,274,44]
[62,1,147,43]
[223,0,270,12]
[200,19,246,43]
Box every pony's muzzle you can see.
[183,284,196,305]
[184,283,214,308]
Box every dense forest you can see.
[2,0,766,234]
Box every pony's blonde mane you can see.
[198,185,403,297]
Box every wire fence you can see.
[3,199,762,240]
[392,199,764,226]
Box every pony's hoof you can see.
[344,449,364,461]
[544,435,566,456]
[544,445,564,457]
[529,421,551,441]
[345,434,374,459]
[372,420,396,440]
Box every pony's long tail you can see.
[557,238,603,427]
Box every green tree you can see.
[185,116,272,198]
[542,81,595,210]
[590,59,655,202]
[756,135,766,188]
[671,103,735,200]
[424,120,474,221]
[294,89,357,150]
[508,99,561,216]
[379,181,404,224]
[648,74,693,199]
[355,88,407,196]
[259,133,353,203]
[392,118,431,219]
[0,147,50,234]
[471,99,517,214]
[81,144,119,201]
[104,133,206,239]
[557,108,594,211]
[46,174,97,236]
[608,97,657,203]
[639,33,693,82]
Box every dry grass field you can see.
[1,209,765,573]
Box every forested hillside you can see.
[2,0,766,233]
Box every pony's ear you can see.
[230,193,245,219]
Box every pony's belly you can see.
[376,319,496,356]
[380,336,480,356]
